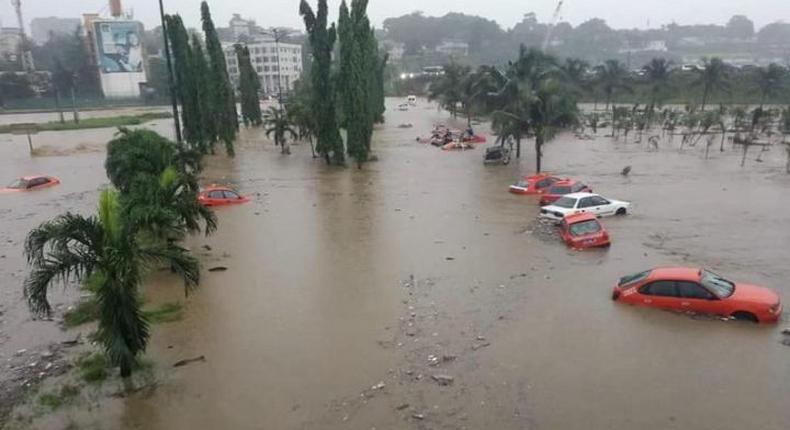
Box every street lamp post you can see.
[262,28,291,109]
[158,0,182,143]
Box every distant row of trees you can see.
[299,0,387,167]
[428,47,790,173]
[383,12,790,66]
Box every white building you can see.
[229,14,255,42]
[224,39,303,96]
[436,40,469,57]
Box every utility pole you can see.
[262,28,291,109]
[157,0,182,143]
[10,0,34,71]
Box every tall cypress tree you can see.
[191,34,214,155]
[235,45,262,126]
[300,0,344,165]
[164,15,202,151]
[338,0,384,167]
[201,1,238,157]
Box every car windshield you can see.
[569,219,601,236]
[6,178,27,189]
[515,180,528,187]
[553,197,577,208]
[550,186,571,194]
[700,270,735,298]
[618,270,651,287]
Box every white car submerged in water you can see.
[539,192,631,222]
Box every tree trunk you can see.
[719,130,726,152]
[605,92,611,110]
[741,143,748,167]
[535,134,544,173]
[309,137,317,158]
[120,361,132,379]
[516,136,521,158]
[701,85,709,111]
[54,90,65,124]
[70,87,80,124]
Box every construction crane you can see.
[10,0,34,71]
[541,0,565,51]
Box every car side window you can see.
[591,196,609,205]
[223,190,240,199]
[677,281,715,300]
[208,190,224,199]
[578,197,594,208]
[639,280,677,297]
[28,178,47,187]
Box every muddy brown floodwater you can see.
[1,99,789,429]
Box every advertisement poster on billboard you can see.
[94,21,143,73]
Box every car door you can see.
[223,190,242,204]
[676,281,721,316]
[587,196,611,216]
[637,280,681,310]
[576,197,595,214]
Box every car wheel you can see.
[615,207,627,216]
[731,311,758,323]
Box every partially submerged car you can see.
[509,173,563,195]
[0,175,60,193]
[538,180,592,205]
[484,145,511,165]
[198,186,250,207]
[539,192,630,222]
[559,212,611,249]
[612,267,783,323]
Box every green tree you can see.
[642,57,672,110]
[201,1,239,156]
[165,15,204,152]
[695,57,729,110]
[754,63,787,108]
[561,57,589,93]
[595,59,630,110]
[263,106,298,154]
[300,0,345,165]
[105,128,200,194]
[0,72,34,105]
[191,35,215,154]
[235,45,263,126]
[24,190,200,378]
[337,0,379,166]
[428,60,469,118]
[287,78,318,157]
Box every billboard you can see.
[94,21,143,73]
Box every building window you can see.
[264,66,269,72]
[256,66,262,73]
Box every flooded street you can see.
[1,99,789,429]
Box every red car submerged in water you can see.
[509,173,564,195]
[559,212,611,249]
[539,180,592,206]
[0,175,60,193]
[198,186,250,207]
[612,267,782,323]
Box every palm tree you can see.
[528,78,579,172]
[428,60,469,118]
[561,57,589,94]
[24,190,200,378]
[264,107,298,155]
[754,63,787,108]
[122,166,217,240]
[595,59,631,111]
[642,58,672,111]
[459,66,498,127]
[287,79,318,157]
[694,57,729,110]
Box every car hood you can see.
[542,205,574,213]
[729,283,780,306]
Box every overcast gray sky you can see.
[2,0,789,32]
